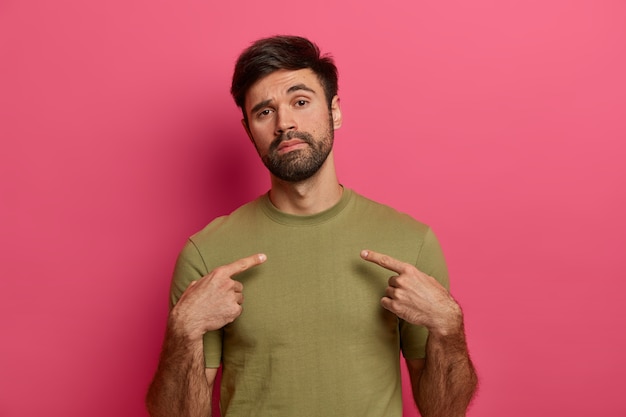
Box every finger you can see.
[360,250,407,274]
[385,286,396,299]
[222,253,267,277]
[380,296,395,313]
[388,276,400,288]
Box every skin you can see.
[360,250,478,417]
[146,254,267,417]
[242,68,344,215]
[146,68,477,417]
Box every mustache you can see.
[269,131,315,153]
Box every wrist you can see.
[168,307,203,343]
[429,300,464,338]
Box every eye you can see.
[294,99,308,107]
[257,109,273,118]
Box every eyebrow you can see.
[250,99,272,116]
[249,83,317,115]
[287,83,316,95]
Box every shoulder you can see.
[348,189,431,235]
[189,196,265,244]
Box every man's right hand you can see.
[170,253,267,340]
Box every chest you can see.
[224,244,398,349]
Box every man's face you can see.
[243,69,342,182]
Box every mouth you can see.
[277,139,308,154]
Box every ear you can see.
[330,95,342,130]
[241,118,255,144]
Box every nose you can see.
[274,106,297,136]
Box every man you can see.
[147,35,477,417]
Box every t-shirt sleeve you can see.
[400,227,450,359]
[170,239,224,368]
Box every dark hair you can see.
[231,35,338,114]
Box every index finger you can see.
[360,250,409,274]
[222,253,267,277]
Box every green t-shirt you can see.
[171,188,449,416]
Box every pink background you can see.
[1,1,625,416]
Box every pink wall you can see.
[1,1,625,416]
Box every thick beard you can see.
[261,117,334,183]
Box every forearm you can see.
[146,317,213,417]
[414,317,477,417]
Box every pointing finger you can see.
[360,250,408,274]
[222,253,267,277]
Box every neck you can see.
[268,152,343,215]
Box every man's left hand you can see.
[360,249,462,336]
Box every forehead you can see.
[244,69,323,110]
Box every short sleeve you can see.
[400,227,450,359]
[169,239,224,368]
